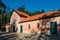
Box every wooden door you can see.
[50,22,57,34]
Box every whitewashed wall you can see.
[17,20,41,33]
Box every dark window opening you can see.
[37,23,40,28]
[13,26,16,32]
[20,25,23,32]
[29,24,30,29]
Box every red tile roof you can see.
[15,10,60,23]
[45,10,60,17]
[15,10,30,18]
[20,13,45,22]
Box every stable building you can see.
[5,10,60,34]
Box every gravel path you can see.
[0,32,60,40]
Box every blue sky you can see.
[2,0,60,12]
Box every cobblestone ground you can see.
[0,32,60,40]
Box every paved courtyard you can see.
[0,32,60,40]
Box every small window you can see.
[37,23,40,28]
[28,24,30,29]
[20,25,23,32]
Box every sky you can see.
[2,0,60,12]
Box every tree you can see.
[0,0,6,9]
[57,9,60,11]
[41,9,45,13]
[0,0,11,31]
[6,12,11,23]
[34,11,41,15]
[18,5,25,12]
[25,10,32,16]
[18,5,45,16]
[0,0,6,14]
[0,0,6,30]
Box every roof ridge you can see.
[15,10,30,17]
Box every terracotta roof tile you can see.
[15,10,30,17]
[45,10,60,17]
[20,13,45,22]
[20,10,60,23]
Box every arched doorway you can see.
[9,25,16,32]
[13,26,16,32]
[9,19,16,32]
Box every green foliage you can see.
[25,10,45,16]
[41,9,45,13]
[57,9,60,11]
[25,10,32,16]
[0,0,6,9]
[0,0,11,30]
[18,5,25,12]
[18,5,45,16]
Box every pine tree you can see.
[18,5,25,12]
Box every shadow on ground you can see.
[37,31,60,40]
[0,32,60,40]
[0,33,18,40]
